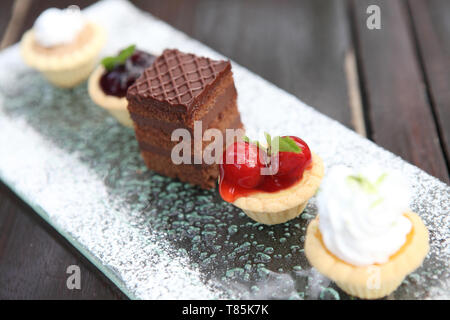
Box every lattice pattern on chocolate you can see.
[131,49,229,107]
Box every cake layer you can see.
[137,115,244,160]
[140,151,218,189]
[134,114,243,154]
[129,78,237,134]
[127,49,244,189]
[127,58,234,127]
[133,99,241,152]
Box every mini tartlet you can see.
[88,46,155,127]
[219,134,324,225]
[20,7,106,88]
[233,153,323,225]
[304,166,429,299]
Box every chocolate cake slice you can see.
[127,49,244,189]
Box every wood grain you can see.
[0,0,448,300]
[0,0,15,45]
[351,0,449,183]
[7,0,95,39]
[0,0,353,300]
[408,0,450,170]
[132,0,354,129]
[0,182,127,299]
[0,0,32,49]
[0,0,127,300]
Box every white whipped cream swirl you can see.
[33,6,86,47]
[317,165,412,266]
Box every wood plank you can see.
[0,182,127,299]
[0,0,127,299]
[132,0,355,130]
[0,0,357,299]
[0,0,15,38]
[350,0,449,183]
[408,0,450,170]
[6,0,356,130]
[0,0,21,48]
[3,0,95,46]
[345,48,367,136]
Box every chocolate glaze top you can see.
[127,49,231,112]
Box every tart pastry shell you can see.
[233,153,324,225]
[88,65,133,127]
[20,22,106,88]
[304,211,429,299]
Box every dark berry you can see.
[100,49,156,97]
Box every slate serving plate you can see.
[0,0,448,299]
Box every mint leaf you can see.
[277,136,301,153]
[270,136,301,154]
[348,172,389,195]
[101,56,118,71]
[347,174,377,193]
[117,45,136,64]
[375,172,388,187]
[101,45,136,71]
[245,133,302,156]
[258,133,302,156]
[243,136,266,150]
[370,197,384,209]
[264,132,272,149]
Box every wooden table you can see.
[0,0,448,299]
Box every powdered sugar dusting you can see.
[0,0,448,299]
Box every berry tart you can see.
[88,45,156,127]
[304,166,429,299]
[219,133,324,225]
[21,6,106,88]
